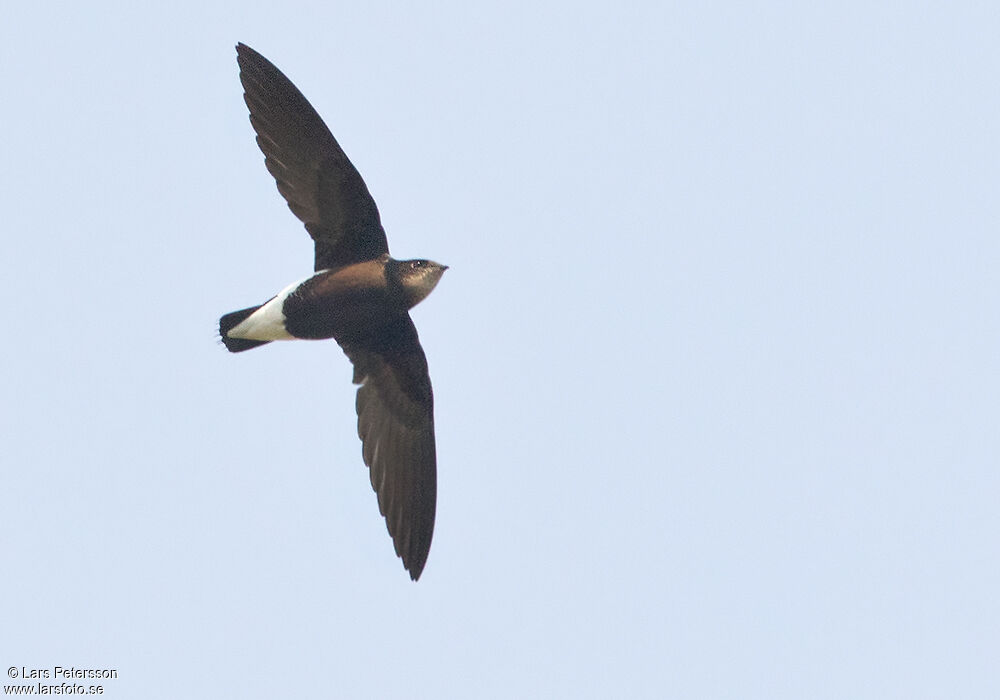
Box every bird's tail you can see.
[219,306,271,353]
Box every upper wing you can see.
[341,315,437,580]
[236,43,389,270]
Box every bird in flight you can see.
[219,43,447,581]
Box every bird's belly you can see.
[283,293,397,341]
[229,263,398,342]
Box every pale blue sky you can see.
[2,2,998,698]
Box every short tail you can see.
[219,306,271,352]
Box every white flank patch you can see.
[226,276,311,341]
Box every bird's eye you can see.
[411,261,423,269]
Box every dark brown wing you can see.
[341,315,436,580]
[236,43,389,270]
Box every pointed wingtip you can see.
[403,539,431,581]
[235,42,260,65]
[407,560,426,581]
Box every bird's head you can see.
[392,258,448,309]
